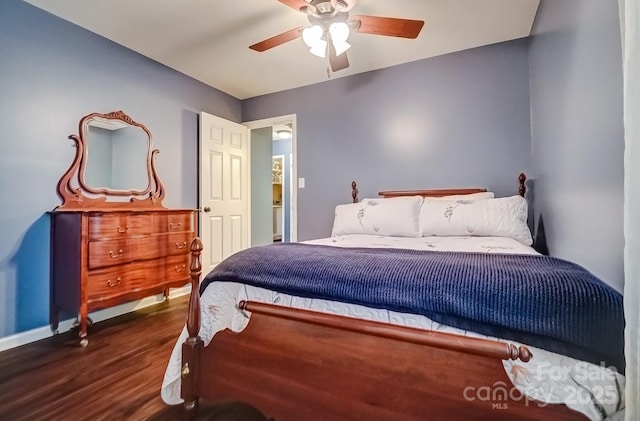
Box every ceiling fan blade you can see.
[277,0,315,13]
[249,27,304,52]
[328,42,349,72]
[351,15,425,39]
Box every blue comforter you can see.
[201,243,625,371]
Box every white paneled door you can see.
[199,112,249,274]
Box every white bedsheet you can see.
[161,235,625,420]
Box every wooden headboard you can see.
[351,173,527,203]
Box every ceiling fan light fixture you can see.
[329,21,350,56]
[276,129,292,139]
[329,22,350,43]
[302,24,324,48]
[303,24,327,58]
[308,40,327,58]
[333,40,351,56]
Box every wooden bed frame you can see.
[180,173,587,420]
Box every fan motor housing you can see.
[307,0,349,16]
[309,11,348,27]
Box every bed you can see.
[161,174,625,421]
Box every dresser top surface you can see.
[49,208,197,214]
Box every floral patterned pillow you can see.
[419,195,533,245]
[331,196,423,237]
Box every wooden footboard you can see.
[182,238,586,421]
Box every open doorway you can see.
[245,115,297,247]
[272,123,293,243]
[272,154,285,242]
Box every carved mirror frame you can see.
[55,110,166,210]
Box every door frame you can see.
[243,114,298,242]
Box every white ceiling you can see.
[24,0,540,100]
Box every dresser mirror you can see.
[84,116,150,192]
[55,110,166,210]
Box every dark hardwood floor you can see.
[0,296,198,421]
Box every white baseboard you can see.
[0,285,191,353]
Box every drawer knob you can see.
[169,222,182,229]
[116,225,129,233]
[175,264,186,273]
[107,277,122,287]
[175,242,188,250]
[109,249,124,259]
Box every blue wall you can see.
[528,0,624,291]
[0,0,242,338]
[243,39,533,241]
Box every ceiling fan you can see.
[249,0,425,72]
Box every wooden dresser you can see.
[51,110,199,346]
[50,209,195,345]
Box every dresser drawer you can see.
[153,212,193,233]
[165,254,190,284]
[88,237,162,269]
[86,260,164,302]
[88,214,152,240]
[165,232,194,255]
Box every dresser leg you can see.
[184,399,199,420]
[164,288,170,301]
[78,309,89,346]
[78,324,88,344]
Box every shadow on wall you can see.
[343,66,380,92]
[181,109,199,208]
[9,214,51,334]
[525,176,535,237]
[534,214,549,256]
[523,176,549,256]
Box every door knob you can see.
[203,207,211,213]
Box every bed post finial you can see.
[187,238,203,340]
[351,181,358,203]
[506,343,533,362]
[518,173,527,197]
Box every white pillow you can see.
[332,196,423,238]
[435,191,495,200]
[419,195,533,245]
